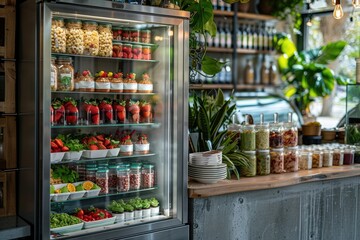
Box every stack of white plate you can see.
[189,150,222,166]
[188,163,227,184]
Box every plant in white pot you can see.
[107,200,125,223]
[149,197,160,216]
[123,203,134,222]
[130,197,143,220]
[142,199,151,219]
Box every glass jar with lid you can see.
[141,164,155,188]
[322,148,333,167]
[343,146,355,165]
[255,122,269,150]
[227,122,241,149]
[117,167,130,192]
[65,19,84,55]
[241,151,256,177]
[142,45,151,60]
[270,122,284,148]
[312,148,323,168]
[284,147,299,172]
[85,166,97,183]
[130,164,141,190]
[270,148,284,174]
[82,21,99,56]
[132,45,142,60]
[256,150,270,175]
[96,167,109,194]
[98,23,113,57]
[140,30,151,43]
[283,122,298,147]
[121,28,131,41]
[122,44,132,59]
[299,150,312,170]
[51,56,58,91]
[112,27,122,40]
[130,29,140,42]
[108,164,118,192]
[333,147,344,166]
[241,125,256,151]
[56,57,74,91]
[51,17,66,53]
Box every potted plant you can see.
[123,203,134,222]
[130,197,143,220]
[274,33,350,120]
[107,200,125,223]
[149,197,160,216]
[141,199,151,219]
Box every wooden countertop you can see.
[188,165,360,198]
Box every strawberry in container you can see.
[112,43,123,58]
[83,99,100,125]
[118,130,134,156]
[63,97,79,125]
[134,133,150,154]
[51,138,69,153]
[127,100,140,123]
[52,98,65,125]
[113,100,126,123]
[132,45,142,60]
[99,98,113,124]
[122,44,132,59]
[140,100,152,123]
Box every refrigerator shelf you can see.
[50,152,156,165]
[51,53,159,63]
[51,123,161,129]
[112,40,159,49]
[50,186,158,206]
[51,91,157,96]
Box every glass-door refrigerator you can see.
[17,1,189,239]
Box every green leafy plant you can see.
[107,200,124,214]
[274,33,351,115]
[346,124,360,144]
[272,0,303,32]
[142,199,151,209]
[149,198,159,208]
[51,165,79,183]
[123,204,134,212]
[56,134,85,152]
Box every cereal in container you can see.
[241,151,256,177]
[299,148,312,170]
[65,19,84,55]
[140,30,151,43]
[256,150,270,175]
[322,148,333,167]
[56,57,74,91]
[284,147,299,172]
[98,23,113,57]
[283,112,298,147]
[138,73,153,93]
[142,164,155,188]
[117,167,130,192]
[82,21,99,56]
[96,167,109,194]
[130,164,141,190]
[270,148,284,174]
[51,17,66,53]
[312,148,323,168]
[51,56,58,91]
[256,114,269,150]
[333,147,344,166]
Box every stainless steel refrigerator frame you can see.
[17,1,189,239]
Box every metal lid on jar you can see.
[65,18,82,24]
[86,167,98,171]
[117,167,130,172]
[86,163,97,168]
[96,167,109,173]
[242,150,256,155]
[131,163,142,169]
[52,17,64,21]
[142,164,154,168]
[108,165,119,169]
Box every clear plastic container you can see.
[113,43,123,58]
[65,19,84,55]
[142,45,152,60]
[130,164,141,190]
[122,44,132,59]
[333,148,344,166]
[83,21,99,56]
[270,148,284,174]
[255,123,269,150]
[121,28,131,41]
[130,29,140,42]
[299,150,312,170]
[112,27,122,40]
[227,123,241,149]
[344,147,355,165]
[56,57,74,91]
[141,164,155,188]
[322,148,333,167]
[284,147,299,172]
[241,151,256,177]
[312,149,323,168]
[283,122,298,147]
[108,164,118,192]
[256,150,270,175]
[117,167,130,192]
[51,17,66,53]
[96,167,109,194]
[85,167,97,183]
[140,30,151,43]
[132,45,142,60]
[241,125,256,151]
[51,57,58,91]
[270,122,284,148]
[98,23,113,57]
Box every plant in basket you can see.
[99,98,114,124]
[83,99,100,125]
[113,99,126,123]
[127,100,140,123]
[140,100,152,123]
[52,98,65,125]
[134,133,150,154]
[63,97,79,125]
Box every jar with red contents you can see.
[85,166,97,183]
[113,27,122,40]
[121,28,131,41]
[130,164,141,190]
[140,30,151,43]
[130,29,140,42]
[132,45,142,60]
[122,44,132,59]
[117,167,130,192]
[142,46,151,60]
[96,167,109,194]
[141,164,155,188]
[112,43,123,58]
[108,164,118,192]
[283,121,298,147]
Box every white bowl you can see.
[84,188,101,197]
[82,149,108,159]
[52,192,71,202]
[63,151,84,161]
[106,148,120,157]
[50,222,84,234]
[51,152,65,163]
[83,216,116,229]
[68,191,86,200]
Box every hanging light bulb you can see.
[333,0,344,19]
[332,0,336,5]
[306,15,313,27]
[353,0,360,8]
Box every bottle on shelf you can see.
[225,2,231,11]
[269,26,276,51]
[219,21,226,48]
[247,24,253,50]
[225,21,232,48]
[225,58,232,84]
[263,26,269,51]
[213,26,220,48]
[206,32,213,47]
[260,57,269,85]
[252,25,258,50]
[242,24,248,49]
[236,24,243,50]
[269,61,278,85]
[244,59,255,84]
[258,24,264,51]
[218,58,226,84]
[217,0,225,11]
[211,0,217,10]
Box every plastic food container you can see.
[65,19,84,55]
[241,125,256,151]
[270,148,284,174]
[85,166,97,183]
[106,148,120,157]
[122,44,132,59]
[50,222,84,234]
[63,151,83,161]
[117,167,130,192]
[256,150,270,175]
[51,152,65,163]
[112,43,123,58]
[312,149,323,168]
[141,164,155,188]
[241,151,256,177]
[142,45,152,60]
[132,45,142,60]
[130,164,141,190]
[108,165,118,192]
[284,147,299,172]
[299,150,312,170]
[82,21,99,56]
[322,148,333,167]
[68,190,86,200]
[98,23,113,57]
[283,122,298,147]
[343,147,355,165]
[270,122,284,148]
[255,123,269,150]
[51,17,66,53]
[83,216,116,229]
[121,28,130,41]
[112,27,122,40]
[130,29,140,42]
[333,148,344,166]
[96,167,109,194]
[56,57,74,91]
[82,149,108,159]
[140,30,151,43]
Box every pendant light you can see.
[353,0,360,8]
[333,0,344,19]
